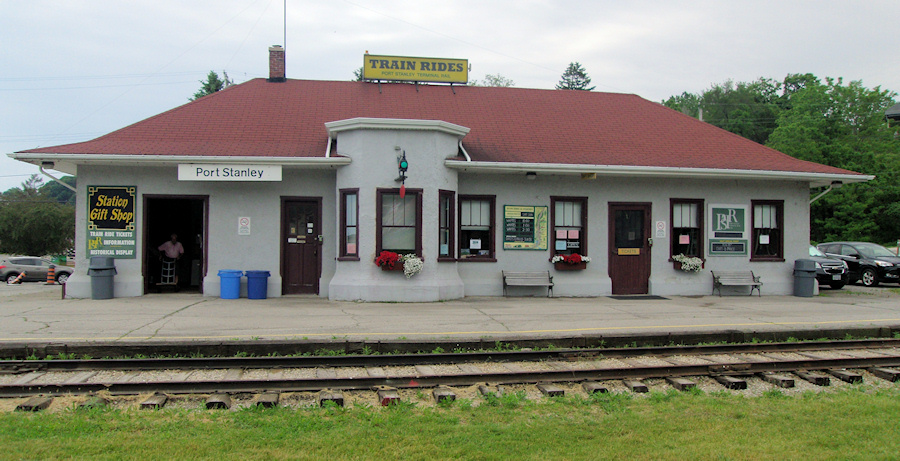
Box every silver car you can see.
[0,257,73,284]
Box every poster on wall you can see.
[503,205,548,250]
[708,204,748,256]
[87,186,137,259]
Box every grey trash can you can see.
[88,256,117,300]
[793,259,817,297]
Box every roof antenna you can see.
[283,0,286,56]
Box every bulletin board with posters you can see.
[503,205,548,250]
[86,186,137,259]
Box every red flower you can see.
[563,254,582,265]
[375,251,400,269]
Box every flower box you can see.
[381,264,404,272]
[673,257,704,272]
[554,261,587,271]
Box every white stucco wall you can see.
[456,173,808,297]
[67,165,336,298]
[328,125,466,302]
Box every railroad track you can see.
[4,339,900,410]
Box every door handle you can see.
[647,238,653,247]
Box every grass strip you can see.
[2,386,898,460]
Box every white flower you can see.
[401,254,424,279]
[673,254,703,272]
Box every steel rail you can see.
[2,339,899,374]
[2,354,899,398]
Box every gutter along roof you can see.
[13,78,869,185]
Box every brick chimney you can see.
[268,45,285,82]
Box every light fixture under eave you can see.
[525,172,537,180]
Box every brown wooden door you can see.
[282,199,321,294]
[608,203,652,295]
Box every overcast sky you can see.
[2,0,898,192]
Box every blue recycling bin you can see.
[217,270,243,299]
[245,270,271,299]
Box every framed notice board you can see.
[86,186,137,259]
[708,204,748,256]
[503,205,548,250]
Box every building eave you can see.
[444,160,873,188]
[8,153,351,175]
[325,117,470,138]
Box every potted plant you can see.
[375,251,402,271]
[375,251,424,278]
[673,253,703,273]
[401,254,424,279]
[550,253,590,270]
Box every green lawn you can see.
[2,387,899,460]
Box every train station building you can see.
[10,47,870,301]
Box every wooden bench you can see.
[502,271,554,297]
[711,271,762,297]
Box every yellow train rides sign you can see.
[363,54,468,84]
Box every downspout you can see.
[810,181,842,204]
[39,163,75,192]
[458,141,471,162]
[325,136,333,158]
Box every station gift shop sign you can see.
[87,186,136,259]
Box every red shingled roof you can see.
[21,78,858,176]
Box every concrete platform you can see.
[1,282,899,346]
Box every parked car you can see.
[817,242,900,287]
[807,246,848,289]
[0,256,73,284]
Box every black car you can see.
[808,246,848,289]
[817,242,900,287]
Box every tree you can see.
[663,78,781,144]
[40,175,76,205]
[190,71,233,101]
[556,62,595,91]
[0,175,75,255]
[766,77,900,243]
[470,74,515,87]
[353,67,364,81]
[664,74,900,243]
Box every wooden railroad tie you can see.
[432,386,456,403]
[16,396,52,412]
[828,369,863,384]
[79,396,109,409]
[205,393,232,410]
[868,367,900,382]
[537,383,565,397]
[713,375,747,390]
[582,382,609,394]
[758,373,794,388]
[665,377,696,391]
[623,380,648,393]
[795,371,831,386]
[141,393,168,410]
[317,389,345,407]
[255,393,280,408]
[375,386,400,406]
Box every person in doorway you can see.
[158,233,185,287]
